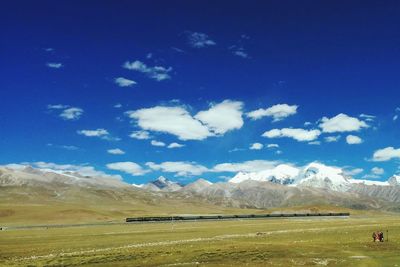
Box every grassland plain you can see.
[1,213,400,266]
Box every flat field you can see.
[1,214,400,266]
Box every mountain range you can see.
[1,163,400,218]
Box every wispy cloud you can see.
[247,104,298,122]
[47,104,83,120]
[46,62,63,69]
[77,128,119,141]
[115,77,137,87]
[123,60,172,81]
[187,32,216,48]
[250,143,263,150]
[107,148,125,155]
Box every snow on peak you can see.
[229,164,299,185]
[388,175,400,186]
[295,162,351,191]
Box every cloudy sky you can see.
[1,1,400,184]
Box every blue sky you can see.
[1,1,400,184]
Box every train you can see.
[126,212,350,223]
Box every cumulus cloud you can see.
[77,128,118,141]
[346,135,363,145]
[151,140,166,147]
[107,148,125,155]
[129,130,151,140]
[47,104,83,121]
[106,162,149,176]
[46,62,63,69]
[127,106,211,141]
[146,161,208,176]
[127,100,243,141]
[123,60,172,81]
[168,142,185,148]
[247,104,298,122]
[212,160,278,173]
[372,147,400,162]
[262,128,321,142]
[325,135,341,143]
[60,107,83,120]
[319,113,369,133]
[250,143,263,150]
[194,100,244,135]
[115,77,137,87]
[187,32,216,48]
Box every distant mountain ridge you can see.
[1,164,400,212]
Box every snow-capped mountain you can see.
[388,175,400,186]
[141,176,183,192]
[294,162,351,192]
[229,164,299,185]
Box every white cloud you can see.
[187,32,216,48]
[304,122,312,127]
[267,144,279,149]
[325,135,341,143]
[46,62,63,69]
[212,160,278,173]
[146,161,208,176]
[47,104,69,109]
[168,142,185,148]
[250,143,263,150]
[308,141,321,145]
[151,140,166,147]
[106,162,149,176]
[127,100,244,141]
[247,104,298,122]
[359,114,376,122]
[262,128,321,142]
[47,144,79,151]
[233,50,248,58]
[372,147,400,162]
[47,104,83,121]
[107,148,125,155]
[115,77,137,87]
[114,103,122,108]
[129,130,152,140]
[123,60,172,81]
[394,115,398,121]
[346,135,363,145]
[343,167,364,176]
[194,100,244,135]
[127,106,212,141]
[60,107,83,120]
[78,128,109,137]
[77,128,119,141]
[319,113,369,133]
[371,167,384,175]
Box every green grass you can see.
[1,214,399,266]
